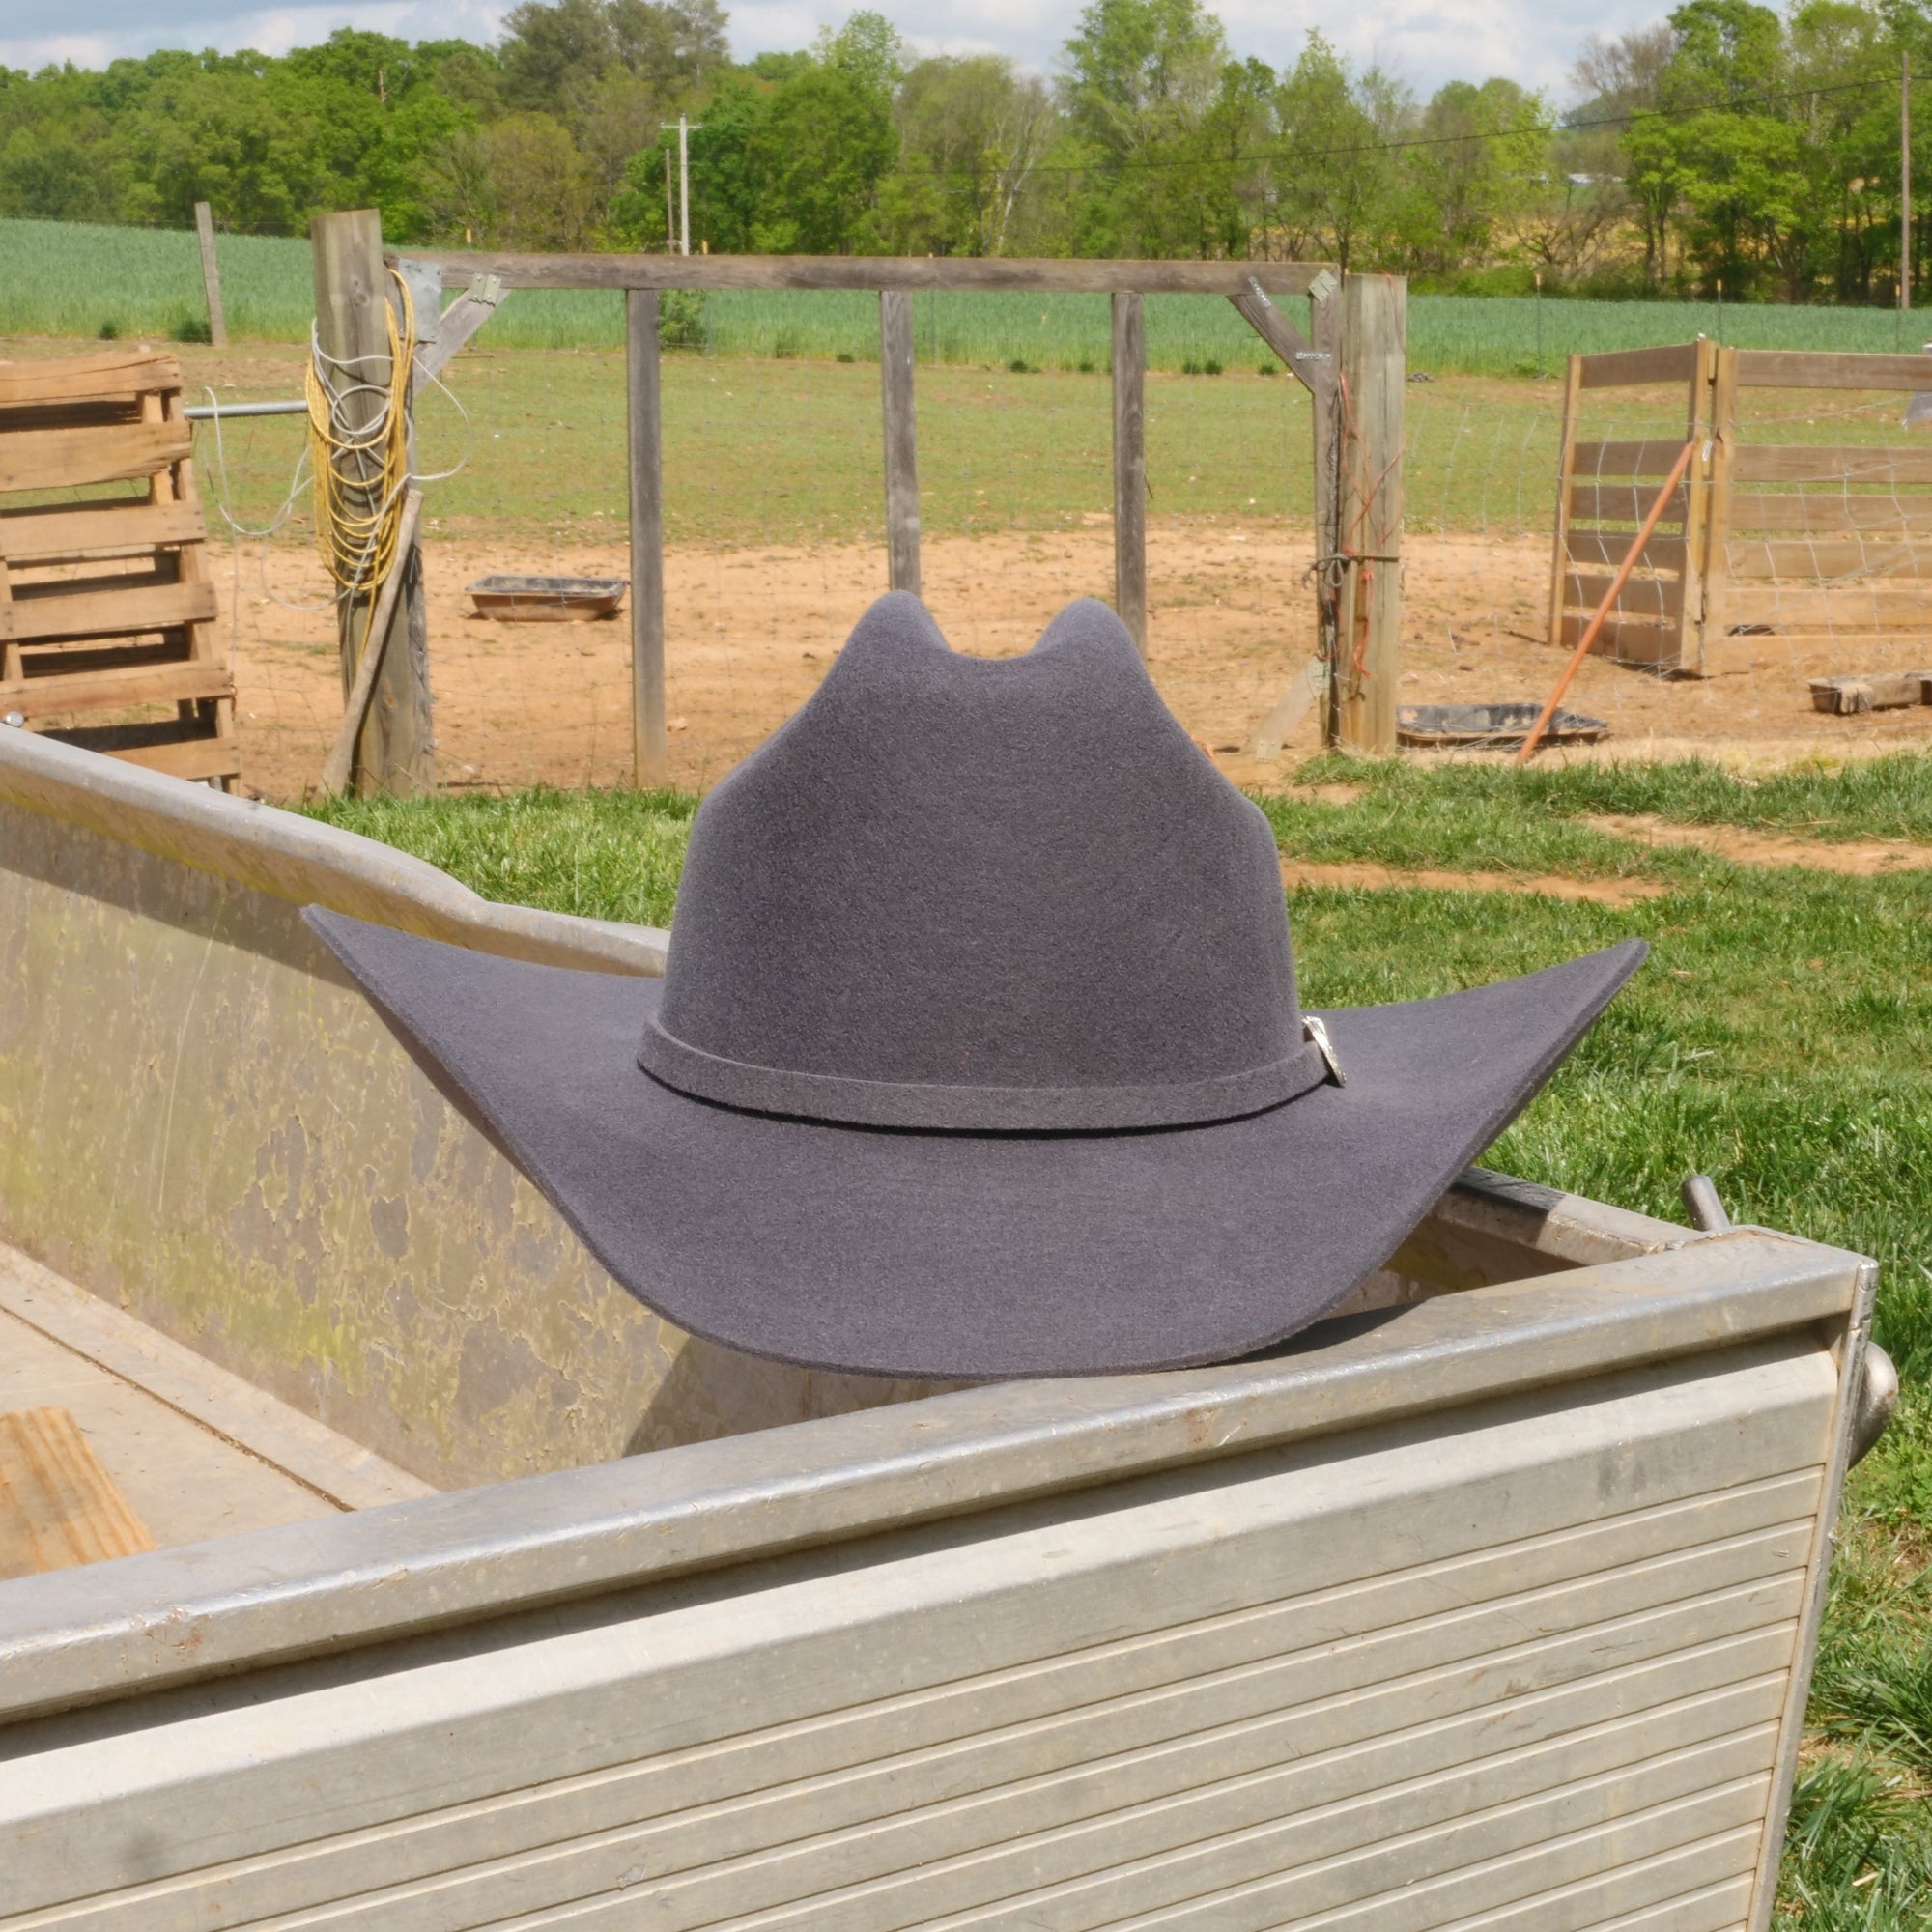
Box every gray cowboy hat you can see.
[308,595,1644,1379]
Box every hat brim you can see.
[305,911,1645,1379]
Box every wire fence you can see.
[179,296,1932,800]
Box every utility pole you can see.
[1905,51,1915,312]
[662,114,701,256]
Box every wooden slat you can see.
[412,252,1334,296]
[1546,355,1583,649]
[3,661,231,717]
[1578,345,1702,390]
[0,1407,154,1579]
[1573,440,1693,478]
[1564,571,1685,619]
[1725,536,1932,579]
[1571,483,1690,526]
[43,729,241,781]
[1112,292,1147,657]
[1722,584,1932,628]
[1735,349,1932,391]
[1728,492,1932,533]
[0,353,181,409]
[1568,530,1689,573]
[1562,611,1684,665]
[0,499,205,564]
[0,578,215,645]
[0,421,193,494]
[1735,444,1932,485]
[880,289,921,596]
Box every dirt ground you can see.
[216,521,1932,800]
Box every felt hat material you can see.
[309,594,1644,1379]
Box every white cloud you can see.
[3,0,1658,99]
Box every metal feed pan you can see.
[0,724,1889,1932]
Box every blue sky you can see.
[0,0,1659,104]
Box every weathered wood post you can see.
[193,202,227,349]
[1111,292,1148,656]
[1331,273,1405,753]
[309,209,435,794]
[879,290,922,597]
[627,290,668,786]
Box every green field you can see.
[8,213,1929,376]
[180,335,1905,563]
[308,753,1932,1926]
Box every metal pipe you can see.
[184,399,307,420]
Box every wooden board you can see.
[2,659,233,717]
[1571,482,1690,525]
[0,1406,153,1579]
[1563,571,1686,620]
[1573,440,1694,477]
[41,729,242,781]
[2,577,216,645]
[0,352,181,409]
[1726,536,1932,579]
[1734,444,1932,485]
[1735,350,1932,391]
[0,421,193,494]
[1577,344,1702,389]
[1560,610,1685,664]
[0,500,204,566]
[1723,584,1932,629]
[410,250,1334,296]
[1727,492,1932,534]
[1568,530,1689,572]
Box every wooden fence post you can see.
[879,291,922,597]
[1112,292,1148,656]
[310,209,435,795]
[1332,273,1406,753]
[193,202,227,350]
[627,290,668,787]
[1310,282,1342,740]
[1698,343,1737,667]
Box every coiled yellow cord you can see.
[305,268,414,599]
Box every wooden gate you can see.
[1549,341,1932,676]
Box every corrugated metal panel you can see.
[0,1338,1832,1931]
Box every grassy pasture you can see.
[8,213,1930,375]
[180,336,1918,562]
[310,753,1932,1926]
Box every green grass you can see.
[8,213,1930,375]
[177,327,1918,563]
[305,753,1932,1925]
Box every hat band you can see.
[636,1020,1333,1131]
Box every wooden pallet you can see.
[0,349,239,785]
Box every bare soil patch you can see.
[214,521,1932,800]
[1588,812,1932,874]
[1280,858,1667,906]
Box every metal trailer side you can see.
[0,1223,1881,1932]
[0,724,1892,1931]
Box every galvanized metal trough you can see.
[0,724,1895,1932]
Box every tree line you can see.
[2,0,1929,302]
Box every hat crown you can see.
[642,596,1316,1130]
